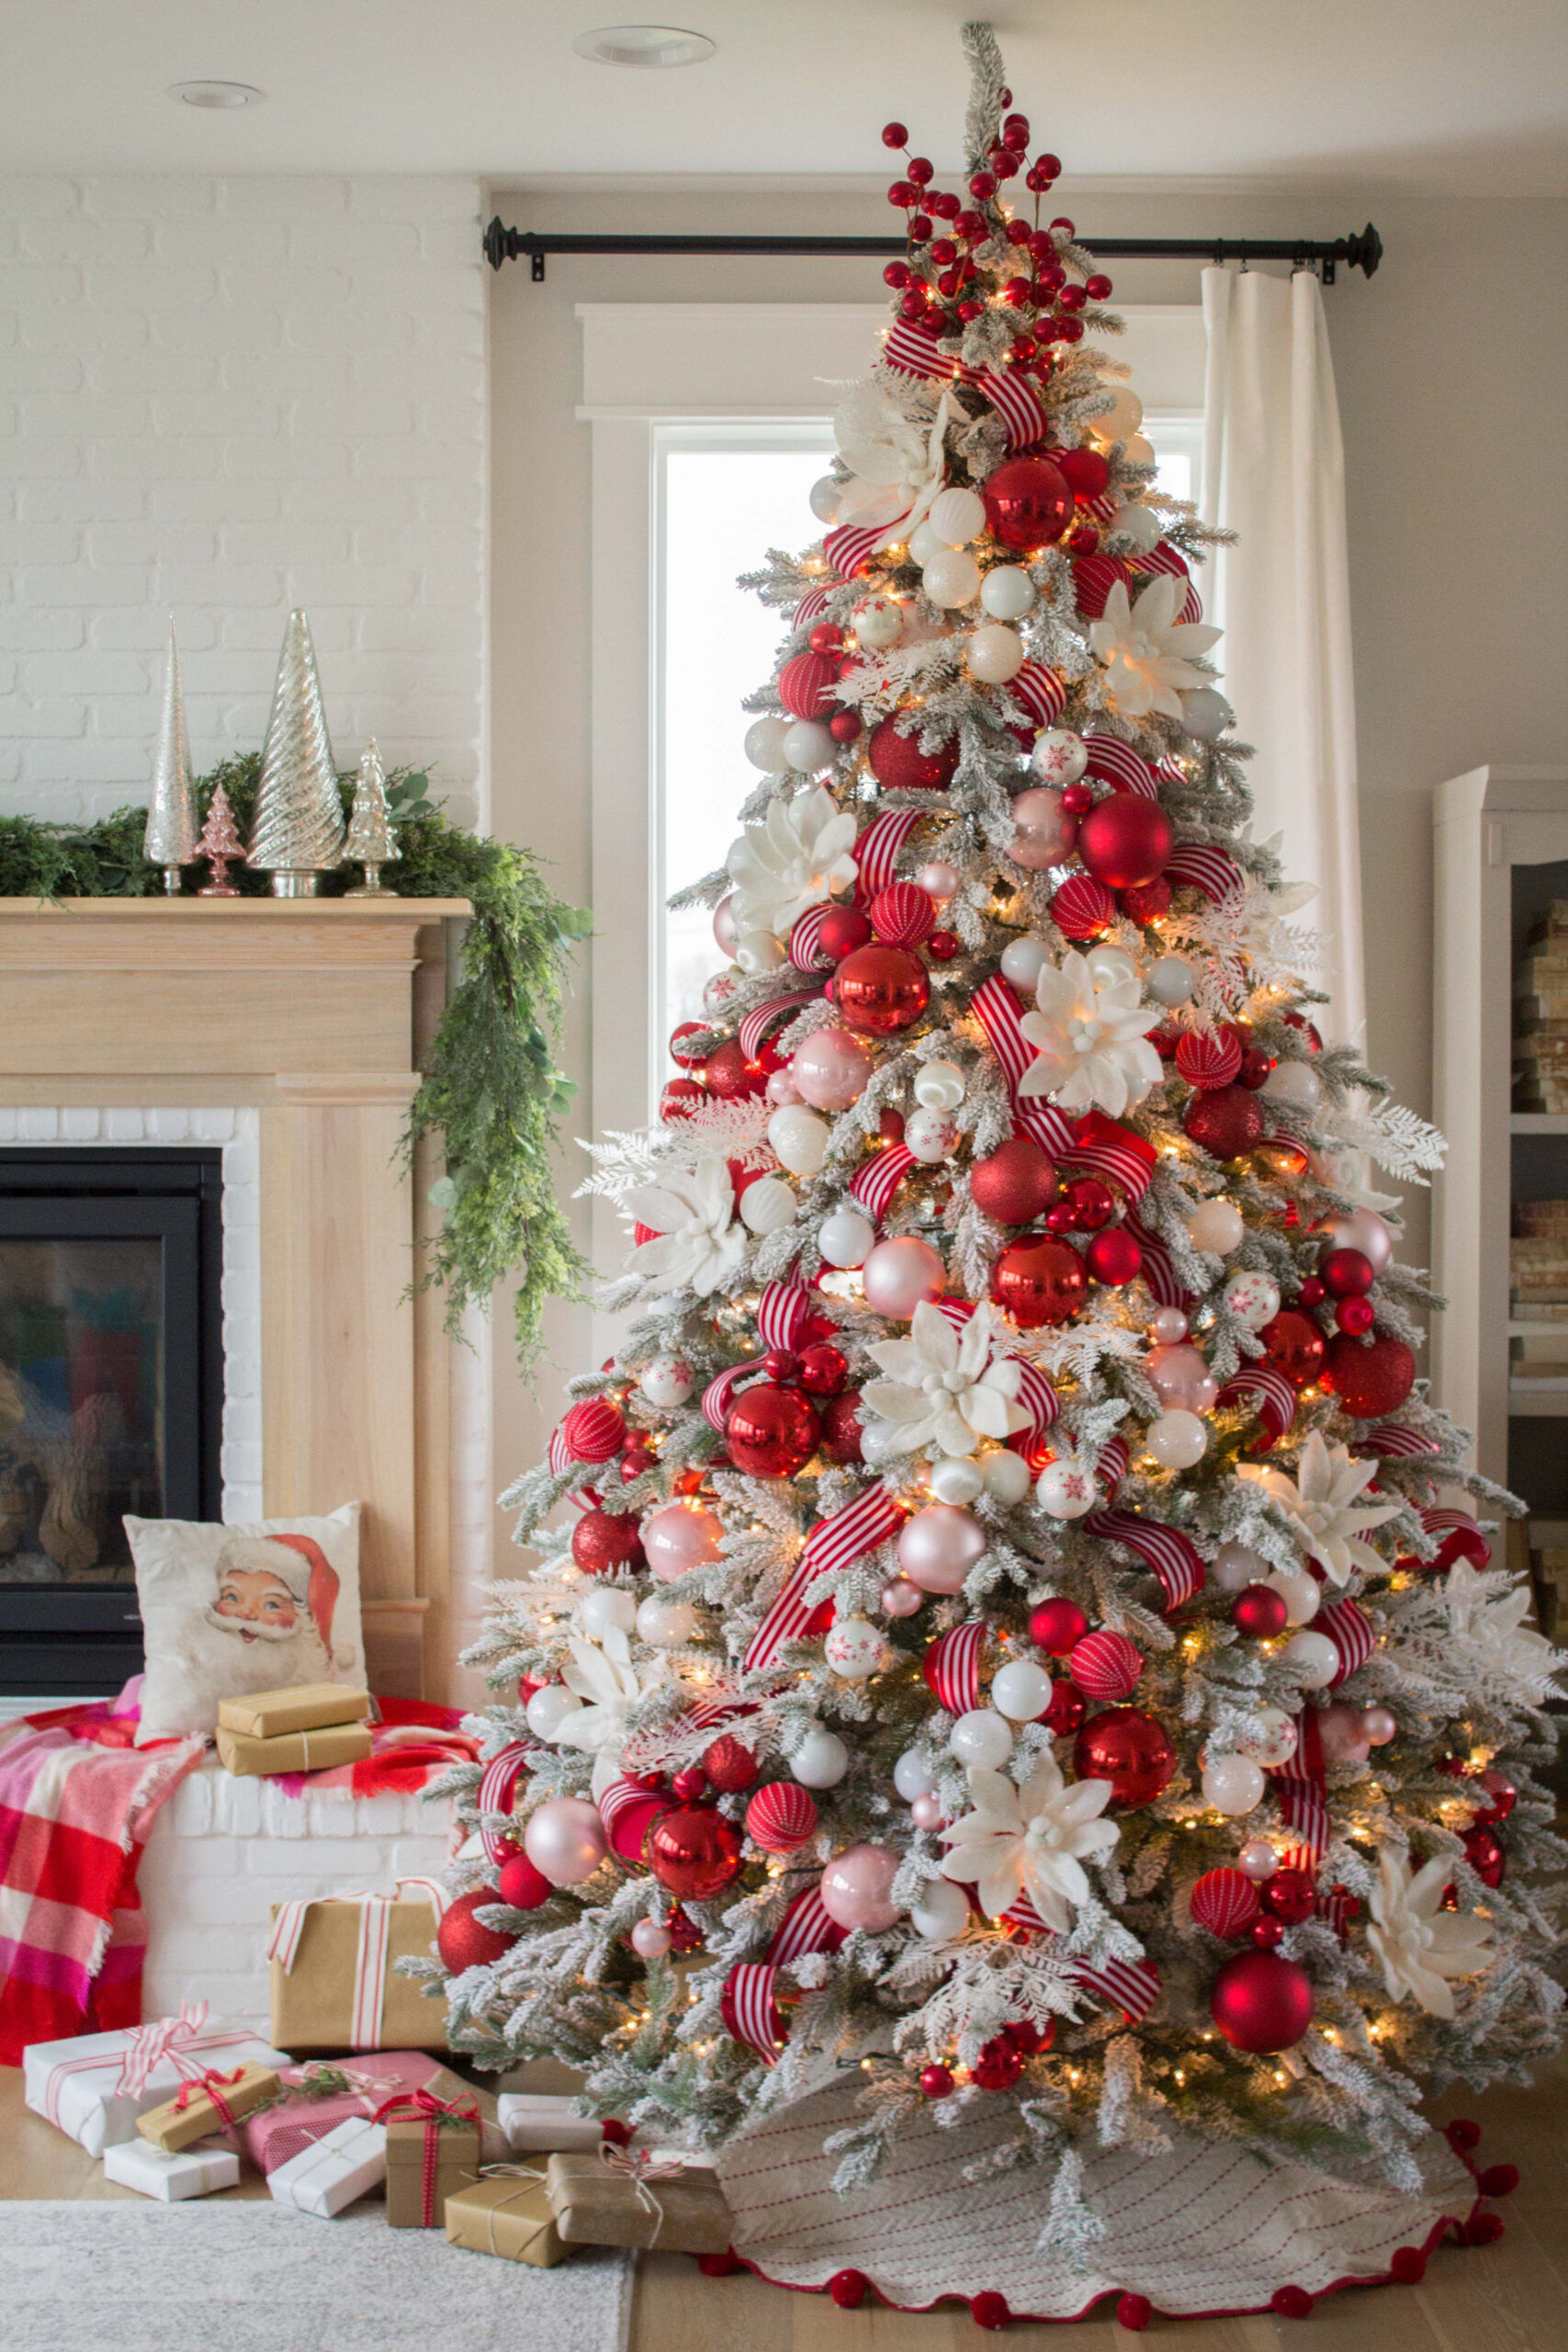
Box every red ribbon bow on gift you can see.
[172,2065,248,2134]
[373,2087,482,2225]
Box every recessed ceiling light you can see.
[571,26,715,67]
[167,81,265,108]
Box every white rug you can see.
[0,2202,635,2352]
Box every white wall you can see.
[0,173,488,826]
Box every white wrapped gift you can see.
[496,2093,603,2154]
[23,2004,292,2157]
[103,2135,241,2201]
[268,2115,389,2218]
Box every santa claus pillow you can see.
[127,1503,365,1745]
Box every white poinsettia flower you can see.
[625,1156,745,1296]
[557,1627,662,1801]
[727,786,859,944]
[1017,950,1164,1119]
[1367,1849,1494,2018]
[939,1753,1119,1931]
[1089,574,1223,720]
[1445,1560,1565,1703]
[862,1298,1030,1461]
[1243,1430,1402,1588]
[832,386,952,543]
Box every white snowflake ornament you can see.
[824,1617,886,1680]
[1223,1269,1281,1329]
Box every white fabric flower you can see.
[1017,950,1164,1118]
[1089,574,1223,720]
[625,1156,745,1296]
[939,1754,1119,1931]
[1445,1560,1565,1703]
[861,1298,1030,1461]
[832,385,952,543]
[1243,1431,1402,1588]
[555,1628,663,1801]
[727,785,859,944]
[1367,1849,1494,2018]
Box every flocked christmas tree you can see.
[422,24,1565,2316]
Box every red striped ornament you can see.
[1083,1510,1206,1611]
[853,807,923,899]
[778,650,840,720]
[1216,1364,1298,1453]
[1008,661,1067,729]
[745,1781,819,1855]
[1190,1868,1261,1939]
[870,880,936,948]
[1068,1629,1144,1702]
[1176,1029,1244,1091]
[557,1396,626,1464]
[1050,873,1117,941]
[848,1139,916,1225]
[743,1478,906,1672]
[1317,1596,1376,1687]
[1071,553,1134,621]
[1082,733,1158,801]
[1164,844,1244,904]
[923,1620,986,1713]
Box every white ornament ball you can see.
[1145,1408,1208,1469]
[1263,1059,1322,1112]
[1090,387,1144,444]
[824,1617,885,1680]
[991,1657,1055,1722]
[1201,1754,1267,1816]
[703,967,742,1017]
[1212,1541,1269,1593]
[1181,688,1235,741]
[525,1685,583,1741]
[1223,1269,1280,1330]
[639,1354,694,1409]
[1000,934,1049,992]
[739,1174,797,1235]
[631,1917,672,1959]
[854,594,905,650]
[967,622,1025,684]
[930,1455,985,1506]
[1107,503,1162,553]
[1279,1629,1338,1690]
[1146,956,1197,1009]
[808,473,841,524]
[636,1594,700,1647]
[783,718,836,773]
[982,1449,1032,1505]
[792,1726,850,1788]
[768,1104,829,1177]
[1036,1456,1096,1520]
[1187,1197,1245,1255]
[905,1106,958,1164]
[949,1708,1013,1769]
[909,1876,971,1941]
[1123,434,1156,468]
[980,564,1035,621]
[578,1585,637,1640]
[736,929,787,975]
[858,1419,905,1468]
[913,1058,965,1111]
[898,1501,985,1592]
[1269,1565,1321,1626]
[1238,1838,1280,1881]
[1150,1306,1190,1343]
[928,486,987,547]
[908,518,945,566]
[818,1204,876,1269]
[524,1795,608,1885]
[1241,1706,1298,1770]
[743,716,793,774]
[1085,944,1137,989]
[894,1750,936,1802]
[1030,727,1089,786]
[922,547,982,608]
[1321,1206,1394,1277]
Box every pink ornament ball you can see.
[910,1792,945,1831]
[820,1842,901,1933]
[1238,1838,1280,1881]
[1317,1702,1371,1766]
[863,1235,945,1317]
[1068,1628,1143,1702]
[1361,1704,1397,1747]
[1145,1341,1219,1413]
[641,1502,725,1582]
[1189,1866,1261,1938]
[631,1917,672,1959]
[898,1502,987,1593]
[712,894,739,957]
[745,1781,819,1855]
[791,1025,875,1110]
[1321,1204,1393,1276]
[1008,786,1077,871]
[524,1796,609,1886]
[917,860,962,900]
[881,1576,925,1617]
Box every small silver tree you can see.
[343,738,400,896]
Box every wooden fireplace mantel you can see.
[0,896,475,1699]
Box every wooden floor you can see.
[3,2058,1563,2350]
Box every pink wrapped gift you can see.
[240,2053,479,2176]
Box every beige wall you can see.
[486,185,1568,1541]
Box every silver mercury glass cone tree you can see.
[342,737,400,896]
[246,609,346,896]
[143,618,198,893]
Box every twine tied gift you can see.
[473,2162,554,2260]
[172,2065,248,2135]
[598,2139,687,2247]
[374,2087,481,2226]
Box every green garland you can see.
[0,754,592,1368]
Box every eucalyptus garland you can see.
[0,753,592,1367]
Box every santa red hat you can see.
[226,1531,339,1660]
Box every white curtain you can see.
[1201,266,1364,1045]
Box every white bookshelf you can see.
[1432,767,1568,1487]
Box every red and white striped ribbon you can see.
[598,1776,674,1862]
[721,1965,787,2062]
[1125,1214,1190,1312]
[1130,540,1203,625]
[1073,1957,1162,2022]
[1164,844,1243,904]
[757,1280,814,1351]
[1098,1433,1132,1498]
[971,973,1078,1159]
[266,1881,448,2051]
[973,363,1049,451]
[922,1620,986,1713]
[854,807,924,897]
[1082,733,1158,800]
[1216,1364,1298,1453]
[598,1775,660,1838]
[824,517,899,579]
[1315,1886,1355,1944]
[1056,1108,1158,1204]
[702,1363,754,1436]
[882,319,953,379]
[849,1140,916,1223]
[1008,661,1067,729]
[737,987,822,1063]
[792,586,831,630]
[1272,1707,1330,1872]
[1083,1510,1205,1611]
[744,1478,907,1672]
[770,1882,848,1964]
[787,904,839,973]
[1317,1596,1376,1687]
[1362,1421,1441,1459]
[477,1739,537,1865]
[1070,553,1133,621]
[1419,1506,1489,1566]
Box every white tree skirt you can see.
[716,2075,1480,2322]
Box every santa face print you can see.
[210,1557,301,1644]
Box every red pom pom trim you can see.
[971,2290,1010,2330]
[696,2250,740,2277]
[599,2118,633,2147]
[1446,2118,1483,2153]
[1271,2285,1314,2319]
[1389,2247,1427,2284]
[1478,2162,1519,2199]
[1116,2291,1153,2330]
[829,2268,868,2309]
[1465,2213,1506,2247]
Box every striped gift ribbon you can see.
[848,1139,916,1224]
[1097,1433,1132,1498]
[1083,1510,1205,1612]
[1216,1363,1298,1453]
[1129,539,1203,625]
[757,1279,814,1351]
[881,318,953,379]
[1072,1957,1161,2022]
[1126,1214,1191,1313]
[1008,661,1067,729]
[721,1883,848,2062]
[824,516,899,579]
[1272,1707,1330,1872]
[743,1477,907,1672]
[1316,1596,1376,1686]
[1164,843,1244,904]
[787,904,839,973]
[266,1880,449,2052]
[1361,1421,1441,1459]
[792,586,831,630]
[1082,733,1158,800]
[477,1739,537,1865]
[1056,1108,1158,1205]
[701,1362,755,1435]
[1419,1505,1490,1566]
[737,986,823,1063]
[970,973,1078,1159]
[854,806,924,897]
[972,363,1049,452]
[922,1619,986,1713]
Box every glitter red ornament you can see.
[982,455,1076,552]
[991,1234,1088,1329]
[971,2034,1024,2090]
[970,1136,1057,1225]
[570,1510,644,1576]
[1189,1867,1261,1938]
[702,1734,759,1793]
[725,1383,819,1478]
[1231,1583,1289,1639]
[496,1851,553,1911]
[1029,1597,1089,1655]
[1322,1330,1416,1418]
[703,1039,766,1100]
[832,943,931,1035]
[1086,1227,1142,1286]
[1073,1708,1177,1809]
[819,1388,863,1464]
[1183,1083,1266,1160]
[1076,797,1173,890]
[1122,876,1172,925]
[1210,1950,1314,2052]
[867,717,959,795]
[1259,1309,1327,1388]
[436,1887,515,1972]
[645,1804,744,1901]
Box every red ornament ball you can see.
[761,1347,799,1383]
[777,650,838,721]
[1321,1330,1416,1418]
[1004,2018,1054,2056]
[1068,1628,1144,1702]
[1176,1028,1244,1092]
[1210,1950,1314,2052]
[928,927,959,960]
[703,1039,765,1101]
[726,1383,819,1478]
[983,455,1076,552]
[797,1342,848,1396]
[819,1388,863,1464]
[1321,1247,1374,1298]
[1236,1046,1273,1090]
[1189,1867,1261,1939]
[1462,1824,1506,1888]
[671,1766,708,1803]
[1050,873,1117,941]
[1184,1083,1266,1160]
[1076,797,1174,890]
[559,1396,626,1465]
[702,1734,760,1793]
[992,1235,1088,1329]
[814,903,874,964]
[1086,1227,1143,1287]
[1055,445,1110,500]
[744,1780,818,1855]
[829,2269,867,2310]
[669,1020,707,1065]
[920,2063,955,2099]
[1062,1175,1115,1230]
[829,708,863,744]
[971,2034,1024,2091]
[1297,1275,1327,1306]
[1122,875,1172,926]
[868,716,959,795]
[881,120,908,149]
[1260,1309,1327,1389]
[1337,1295,1376,1336]
[1043,1679,1087,1735]
[870,880,937,948]
[660,1077,705,1122]
[832,943,931,1035]
[570,1510,644,1576]
[1260,1867,1317,1925]
[970,1136,1057,1225]
[436,1887,515,1973]
[1029,1597,1089,1655]
[1074,1708,1177,1809]
[496,1852,554,1912]
[646,1804,744,1901]
[1473,1767,1517,1826]
[1231,1582,1289,1639]
[1251,1914,1285,1950]
[1061,779,1094,816]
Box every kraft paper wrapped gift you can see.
[136,2062,280,2153]
[546,2150,732,2255]
[241,2054,479,2176]
[445,2168,570,2267]
[217,1721,372,1776]
[384,2096,483,2228]
[23,2010,292,2157]
[104,2135,240,2201]
[218,1683,373,1739]
[267,1878,449,2052]
[268,2115,389,2218]
[496,2092,604,2154]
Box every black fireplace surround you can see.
[0,1149,223,1698]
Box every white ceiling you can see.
[1,0,1563,195]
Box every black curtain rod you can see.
[483,220,1382,285]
